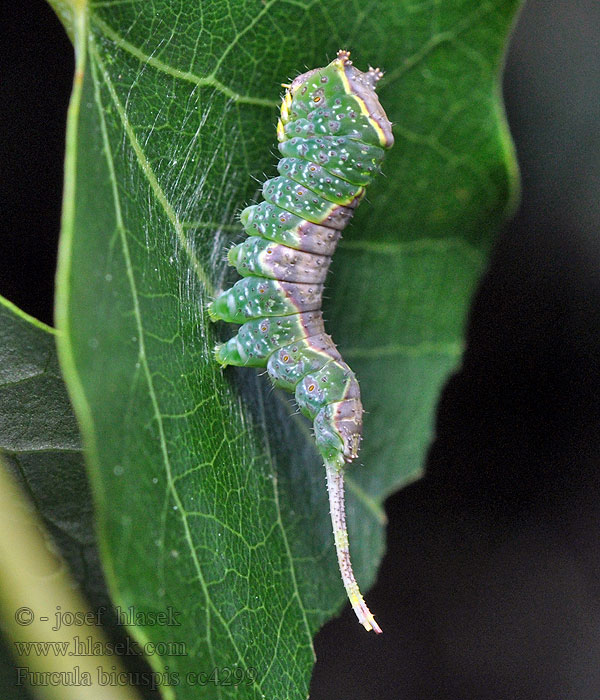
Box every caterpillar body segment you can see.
[241,202,343,255]
[209,50,393,633]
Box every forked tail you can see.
[324,460,382,634]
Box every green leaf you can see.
[52,1,520,697]
[0,298,143,700]
[0,298,95,588]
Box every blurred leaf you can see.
[0,298,97,591]
[0,298,142,700]
[51,1,520,697]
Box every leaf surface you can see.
[52,1,520,697]
[0,298,97,589]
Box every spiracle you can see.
[209,50,394,633]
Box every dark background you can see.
[2,1,599,698]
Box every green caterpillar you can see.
[209,50,394,633]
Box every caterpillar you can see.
[208,50,393,633]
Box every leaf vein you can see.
[90,45,254,695]
[91,15,279,108]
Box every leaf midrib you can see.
[89,35,316,691]
[90,45,226,695]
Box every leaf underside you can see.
[46,1,520,698]
[0,300,96,593]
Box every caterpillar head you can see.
[279,50,394,149]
